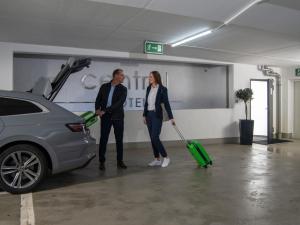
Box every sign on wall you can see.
[144,41,164,55]
[296,68,300,77]
[14,55,229,113]
[14,57,164,112]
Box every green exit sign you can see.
[144,41,164,55]
[296,68,300,76]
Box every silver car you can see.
[0,58,96,194]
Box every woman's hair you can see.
[150,71,162,85]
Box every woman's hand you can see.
[143,117,147,125]
[170,119,176,126]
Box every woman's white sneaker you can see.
[161,157,170,168]
[148,159,161,167]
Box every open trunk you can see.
[30,57,91,101]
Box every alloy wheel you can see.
[1,150,42,189]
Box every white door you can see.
[251,80,269,137]
[294,81,300,139]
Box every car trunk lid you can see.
[31,57,91,101]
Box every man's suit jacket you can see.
[143,85,173,120]
[95,82,127,120]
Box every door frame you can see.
[250,79,273,143]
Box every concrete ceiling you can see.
[0,0,300,66]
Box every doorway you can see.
[250,79,273,144]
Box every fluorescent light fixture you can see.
[171,0,264,47]
[224,0,263,25]
[171,30,213,47]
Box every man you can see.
[95,69,127,170]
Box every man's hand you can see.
[143,117,147,125]
[96,109,105,117]
[96,109,101,116]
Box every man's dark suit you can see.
[95,82,127,162]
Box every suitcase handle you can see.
[173,125,188,145]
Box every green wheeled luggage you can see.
[80,111,98,128]
[174,125,212,168]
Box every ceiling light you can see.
[171,30,213,47]
[224,0,263,25]
[171,0,264,47]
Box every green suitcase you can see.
[174,125,212,168]
[80,111,98,128]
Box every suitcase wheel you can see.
[204,165,208,169]
[209,161,213,165]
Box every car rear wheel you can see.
[0,144,47,194]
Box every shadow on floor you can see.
[36,155,156,193]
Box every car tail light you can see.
[66,123,86,132]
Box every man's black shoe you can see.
[117,161,127,169]
[99,162,105,171]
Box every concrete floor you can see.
[1,141,300,225]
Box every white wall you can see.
[0,42,271,143]
[281,66,300,136]
[294,81,300,139]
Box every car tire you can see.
[0,144,48,194]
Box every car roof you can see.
[0,90,50,104]
[0,90,80,120]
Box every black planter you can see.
[239,120,254,145]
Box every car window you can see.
[0,97,43,116]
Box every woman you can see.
[143,71,175,168]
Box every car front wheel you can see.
[0,144,47,194]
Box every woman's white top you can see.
[147,84,159,111]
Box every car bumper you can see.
[52,135,97,174]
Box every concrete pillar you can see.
[0,43,13,90]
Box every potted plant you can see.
[235,88,254,145]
